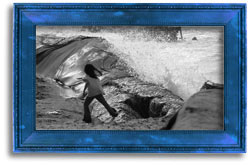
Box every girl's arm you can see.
[78,78,88,99]
[79,82,88,100]
[83,81,88,95]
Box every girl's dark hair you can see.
[84,64,102,79]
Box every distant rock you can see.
[162,82,223,130]
[192,37,197,40]
[200,80,223,90]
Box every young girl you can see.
[80,64,118,123]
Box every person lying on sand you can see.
[78,64,118,123]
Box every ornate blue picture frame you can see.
[13,3,246,153]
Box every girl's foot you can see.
[110,108,118,118]
[82,118,92,123]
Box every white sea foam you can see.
[37,26,224,100]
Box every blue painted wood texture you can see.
[13,3,246,153]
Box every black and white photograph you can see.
[36,26,224,130]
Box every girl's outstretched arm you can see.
[79,82,88,100]
[77,78,88,99]
[83,81,88,95]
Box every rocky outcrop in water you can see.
[92,76,183,124]
[36,35,184,130]
[162,82,224,130]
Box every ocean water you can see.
[37,26,224,100]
